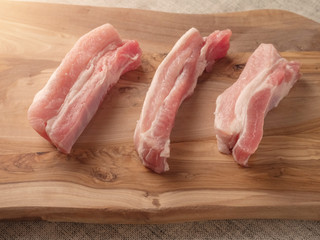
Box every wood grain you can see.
[0,1,320,223]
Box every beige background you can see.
[18,0,320,23]
[2,0,320,239]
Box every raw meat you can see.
[134,28,232,173]
[214,43,300,166]
[28,24,142,153]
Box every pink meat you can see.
[214,43,300,166]
[28,24,142,153]
[134,28,232,173]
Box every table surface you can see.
[2,0,320,239]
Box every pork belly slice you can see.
[134,28,232,173]
[28,24,142,153]
[214,43,300,166]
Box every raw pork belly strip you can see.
[28,24,142,153]
[214,44,300,166]
[134,28,232,173]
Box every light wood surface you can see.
[0,1,320,223]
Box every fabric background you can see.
[3,0,320,239]
[1,219,320,239]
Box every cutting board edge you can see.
[2,203,320,224]
[1,182,320,223]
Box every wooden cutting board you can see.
[0,1,320,223]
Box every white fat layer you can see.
[138,31,208,160]
[45,46,112,134]
[47,44,139,148]
[136,29,226,172]
[59,44,118,111]
[215,44,299,157]
[137,135,170,172]
[135,28,204,163]
[235,61,299,154]
[138,28,199,129]
[266,64,298,112]
[160,139,170,158]
[234,58,284,133]
[216,135,231,154]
